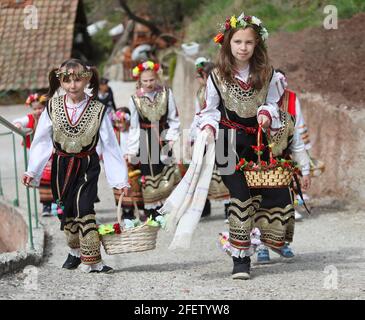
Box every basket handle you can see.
[117,191,142,227]
[256,125,273,168]
[117,192,125,227]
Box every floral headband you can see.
[55,67,92,79]
[25,93,47,106]
[132,61,160,79]
[195,57,209,74]
[214,12,269,45]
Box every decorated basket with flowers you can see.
[236,125,300,188]
[99,193,165,255]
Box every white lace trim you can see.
[79,262,104,273]
[69,248,80,258]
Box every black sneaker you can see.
[232,256,251,280]
[90,265,114,274]
[201,199,211,218]
[224,203,230,223]
[42,204,52,217]
[122,208,135,220]
[62,254,81,270]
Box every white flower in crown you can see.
[260,27,269,41]
[251,16,262,26]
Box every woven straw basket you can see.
[244,126,294,188]
[101,193,159,255]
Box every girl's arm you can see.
[258,70,286,130]
[12,115,29,129]
[126,97,140,156]
[165,89,181,142]
[24,110,53,186]
[98,113,129,190]
[196,76,221,139]
[295,96,312,150]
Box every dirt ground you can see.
[268,12,365,109]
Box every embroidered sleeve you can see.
[99,114,129,189]
[26,109,53,186]
[197,76,221,139]
[165,89,181,141]
[127,96,140,156]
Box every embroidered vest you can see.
[211,68,271,118]
[47,96,106,154]
[268,89,296,157]
[132,87,169,123]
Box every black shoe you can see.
[90,265,114,274]
[232,256,251,280]
[122,208,135,220]
[201,199,211,217]
[62,254,81,270]
[42,204,52,217]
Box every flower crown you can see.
[214,12,269,45]
[132,61,160,79]
[55,68,92,79]
[194,57,209,74]
[25,93,47,106]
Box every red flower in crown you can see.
[153,63,160,71]
[25,94,39,106]
[214,32,224,44]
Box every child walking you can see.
[13,93,53,216]
[195,13,291,279]
[126,60,181,219]
[22,58,129,273]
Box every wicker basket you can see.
[100,193,159,255]
[244,126,295,188]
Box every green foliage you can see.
[185,0,365,48]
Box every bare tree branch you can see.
[118,0,162,35]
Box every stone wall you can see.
[0,202,27,253]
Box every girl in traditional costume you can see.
[195,13,294,279]
[13,93,53,216]
[126,61,181,219]
[22,58,129,273]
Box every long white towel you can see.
[158,130,215,249]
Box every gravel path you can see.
[1,89,364,300]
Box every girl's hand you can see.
[301,175,311,192]
[22,174,33,187]
[14,122,22,129]
[122,186,129,197]
[257,115,270,129]
[204,126,215,144]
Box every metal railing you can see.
[0,115,39,250]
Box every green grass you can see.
[185,0,365,49]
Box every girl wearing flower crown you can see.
[196,13,297,279]
[13,93,54,216]
[126,60,181,219]
[21,58,129,273]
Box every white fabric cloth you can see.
[158,130,215,250]
[25,95,129,189]
[12,115,29,127]
[127,88,181,155]
[196,66,283,139]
